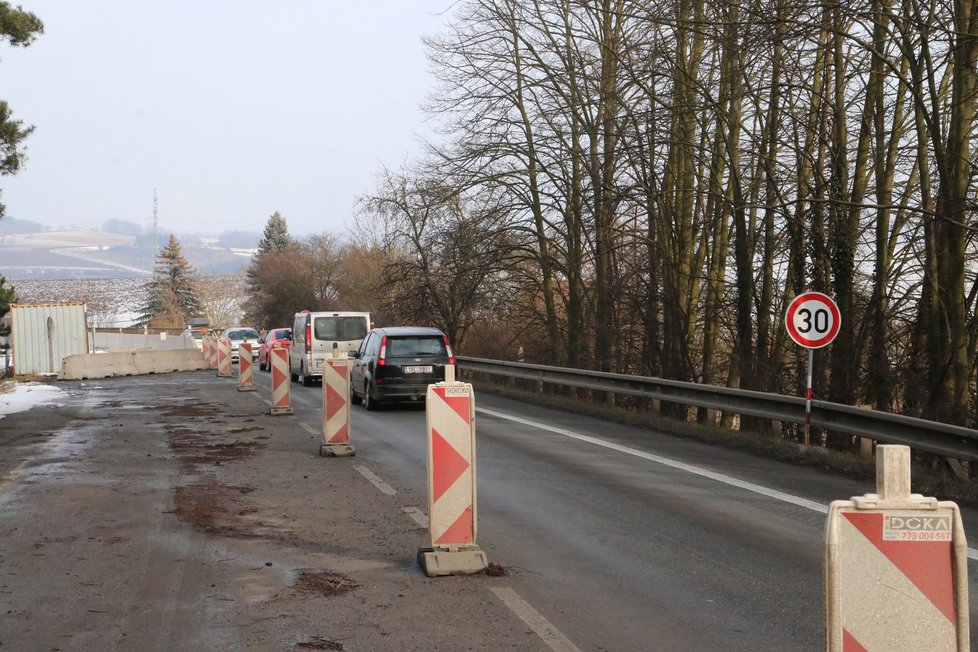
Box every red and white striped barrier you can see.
[202,336,212,367]
[210,335,220,369]
[238,343,255,392]
[320,355,355,456]
[269,347,293,415]
[418,366,488,576]
[204,335,217,369]
[217,336,232,377]
[825,445,969,650]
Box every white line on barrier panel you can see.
[354,465,397,496]
[490,587,582,652]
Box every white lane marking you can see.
[478,407,828,513]
[299,422,320,436]
[480,408,978,560]
[402,506,429,528]
[354,465,397,496]
[490,586,582,652]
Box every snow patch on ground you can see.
[0,382,67,420]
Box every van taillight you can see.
[378,336,387,366]
[305,325,312,352]
[444,336,455,365]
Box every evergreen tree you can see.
[0,3,43,335]
[0,3,43,218]
[136,234,201,327]
[0,274,15,337]
[257,211,291,254]
[244,211,292,324]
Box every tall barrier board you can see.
[269,347,293,415]
[418,366,488,576]
[217,337,232,377]
[238,343,255,391]
[825,445,969,651]
[320,355,354,457]
[205,336,217,369]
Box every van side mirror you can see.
[347,350,359,359]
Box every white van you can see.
[290,310,371,386]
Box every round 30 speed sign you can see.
[785,292,840,349]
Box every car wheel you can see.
[364,382,379,411]
[350,384,362,405]
[290,366,298,382]
[301,364,313,387]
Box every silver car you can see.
[223,327,261,363]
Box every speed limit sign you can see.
[785,292,840,349]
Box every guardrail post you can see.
[418,364,488,576]
[824,444,969,650]
[857,404,873,457]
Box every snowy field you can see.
[11,275,245,328]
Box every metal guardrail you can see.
[456,356,978,462]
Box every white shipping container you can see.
[11,302,89,375]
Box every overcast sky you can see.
[1,1,456,238]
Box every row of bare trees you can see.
[351,0,977,434]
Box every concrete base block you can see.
[238,385,257,392]
[417,546,488,577]
[320,443,355,457]
[269,406,294,416]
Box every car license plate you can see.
[404,365,433,374]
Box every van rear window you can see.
[314,316,368,341]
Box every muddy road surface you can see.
[0,372,540,651]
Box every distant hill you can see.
[0,217,45,235]
[0,229,253,280]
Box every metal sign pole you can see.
[785,292,840,447]
[805,348,814,446]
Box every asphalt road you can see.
[2,369,976,650]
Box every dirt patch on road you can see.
[170,478,291,543]
[168,428,265,465]
[159,404,217,418]
[171,479,255,533]
[293,569,360,597]
[296,637,345,650]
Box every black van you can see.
[348,326,455,410]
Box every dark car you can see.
[258,327,292,371]
[348,326,455,410]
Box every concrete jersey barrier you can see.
[60,349,208,380]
